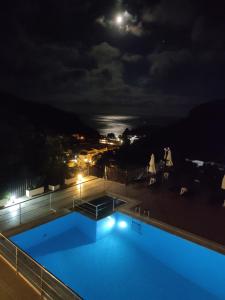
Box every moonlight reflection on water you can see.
[93,115,140,136]
[82,115,141,136]
[80,114,177,136]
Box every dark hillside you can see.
[169,99,225,162]
[0,92,98,136]
[0,92,98,191]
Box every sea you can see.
[79,114,178,136]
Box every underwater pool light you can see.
[118,220,127,229]
[106,216,116,228]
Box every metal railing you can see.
[0,177,108,232]
[0,233,82,299]
[77,198,126,220]
[0,176,133,234]
[77,199,115,219]
[0,177,131,299]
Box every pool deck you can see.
[130,184,225,246]
[0,256,39,300]
[2,176,225,248]
[1,175,225,296]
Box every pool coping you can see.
[3,208,71,238]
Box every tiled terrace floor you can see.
[120,181,225,247]
[0,257,39,300]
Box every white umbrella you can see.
[104,165,108,180]
[221,175,225,207]
[148,154,156,174]
[164,148,168,160]
[221,175,225,190]
[166,148,173,167]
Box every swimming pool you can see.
[11,211,225,300]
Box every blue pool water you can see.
[11,212,225,300]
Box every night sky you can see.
[1,0,225,116]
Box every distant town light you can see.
[70,158,78,163]
[129,135,138,144]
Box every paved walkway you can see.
[0,257,39,300]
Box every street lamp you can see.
[10,194,16,203]
[77,174,83,184]
[77,173,83,199]
[6,194,17,206]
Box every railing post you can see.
[96,206,98,219]
[49,193,52,210]
[40,267,43,297]
[104,165,107,193]
[104,177,106,193]
[19,203,21,225]
[16,247,18,273]
[79,183,81,200]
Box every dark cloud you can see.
[148,49,192,78]
[191,16,225,49]
[142,0,195,26]
[0,0,225,116]
[147,48,225,99]
[122,53,143,63]
[90,42,121,64]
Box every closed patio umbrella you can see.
[221,175,225,190]
[148,154,156,174]
[104,165,108,180]
[166,148,173,167]
[164,148,168,160]
[221,175,225,207]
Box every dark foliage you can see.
[0,92,98,194]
